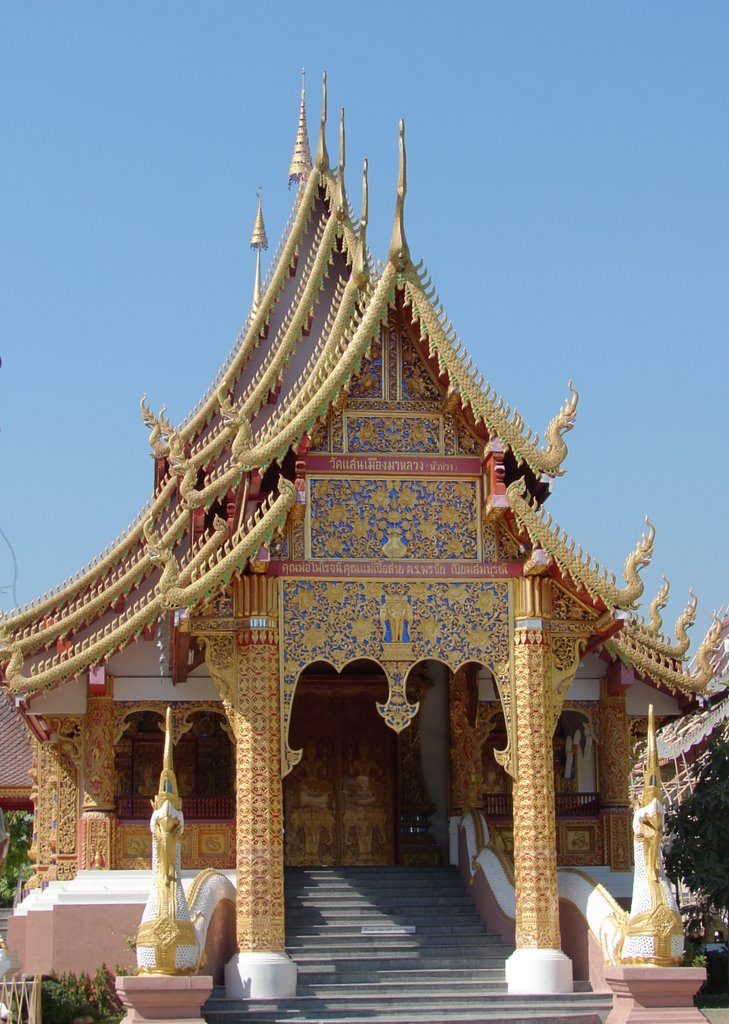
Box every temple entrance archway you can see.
[283,660,397,866]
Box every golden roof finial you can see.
[352,158,369,289]
[249,190,268,313]
[388,118,410,271]
[288,68,312,187]
[249,190,268,250]
[643,704,661,805]
[315,71,329,172]
[155,706,181,813]
[334,107,347,222]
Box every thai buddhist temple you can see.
[0,75,722,1016]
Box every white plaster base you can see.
[224,951,297,999]
[505,947,573,994]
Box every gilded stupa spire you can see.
[249,191,268,313]
[388,118,410,271]
[352,159,369,289]
[315,71,329,173]
[288,69,312,187]
[334,107,348,222]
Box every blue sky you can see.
[1,3,727,648]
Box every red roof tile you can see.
[0,687,33,791]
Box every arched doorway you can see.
[283,660,397,866]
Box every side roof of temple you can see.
[0,75,722,700]
[0,687,33,808]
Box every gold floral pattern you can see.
[281,578,510,767]
[309,478,479,560]
[345,415,441,454]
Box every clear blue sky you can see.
[1,3,727,649]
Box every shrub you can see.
[40,965,125,1024]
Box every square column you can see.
[196,579,296,1000]
[505,575,573,995]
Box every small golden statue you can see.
[622,704,684,965]
[136,708,202,974]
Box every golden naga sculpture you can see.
[403,265,578,477]
[621,705,684,965]
[136,707,202,975]
[610,616,722,696]
[140,395,174,458]
[506,477,654,609]
[630,585,698,660]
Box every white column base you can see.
[505,947,573,994]
[224,951,297,999]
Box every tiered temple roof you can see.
[0,76,722,701]
[0,688,33,809]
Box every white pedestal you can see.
[505,947,573,994]
[224,951,297,999]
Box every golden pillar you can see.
[599,669,633,872]
[81,676,116,869]
[227,632,285,952]
[197,577,296,997]
[505,575,573,994]
[511,622,561,950]
[27,718,83,886]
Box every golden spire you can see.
[288,69,312,187]
[249,191,268,313]
[388,118,410,270]
[334,107,347,222]
[155,706,181,813]
[643,704,661,805]
[352,158,369,289]
[315,71,329,172]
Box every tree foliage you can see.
[0,809,32,907]
[664,737,729,921]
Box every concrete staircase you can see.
[203,865,612,1023]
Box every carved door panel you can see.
[284,683,395,866]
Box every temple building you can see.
[0,76,722,1003]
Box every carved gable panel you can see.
[345,414,441,454]
[308,477,479,560]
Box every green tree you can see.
[0,809,32,907]
[664,737,729,932]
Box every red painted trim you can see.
[304,454,482,475]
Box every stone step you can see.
[297,979,510,996]
[288,893,475,905]
[285,880,469,894]
[286,933,506,950]
[295,966,505,984]
[289,953,514,970]
[204,989,610,1024]
[251,866,612,1024]
[287,922,488,937]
